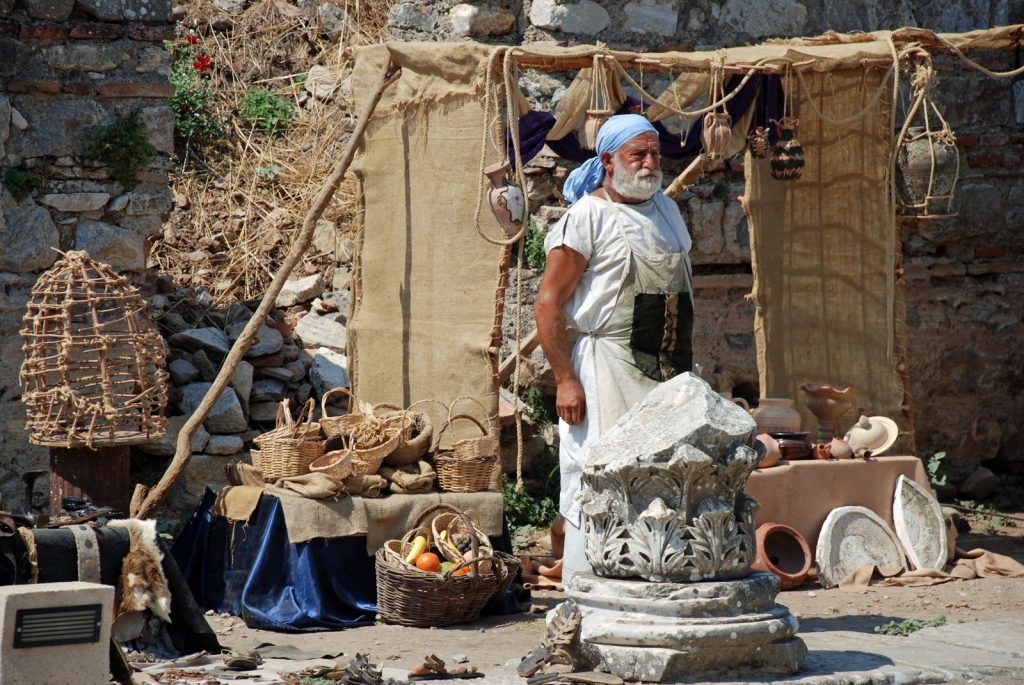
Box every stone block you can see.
[96,82,175,98]
[170,327,231,356]
[168,358,200,385]
[624,0,678,36]
[122,0,170,21]
[530,0,610,34]
[249,401,279,424]
[169,453,233,513]
[231,359,254,415]
[295,311,347,353]
[180,382,248,434]
[226,322,283,358]
[214,0,244,13]
[74,220,146,272]
[958,465,999,499]
[10,107,27,131]
[40,43,122,71]
[7,80,61,94]
[24,0,75,20]
[719,0,807,38]
[20,24,69,40]
[0,582,114,685]
[276,274,326,307]
[303,64,337,101]
[389,1,435,31]
[252,378,286,402]
[309,347,348,398]
[137,414,210,456]
[206,434,244,455]
[0,200,60,273]
[318,2,345,40]
[816,506,905,588]
[70,22,125,39]
[40,192,110,212]
[449,3,516,36]
[76,0,123,19]
[893,475,950,571]
[7,97,108,159]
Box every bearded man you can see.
[535,114,694,580]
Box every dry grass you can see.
[149,0,393,303]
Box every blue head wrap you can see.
[562,114,659,205]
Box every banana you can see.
[404,535,428,564]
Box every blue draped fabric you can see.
[173,490,523,632]
[510,74,785,167]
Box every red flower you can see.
[185,33,199,45]
[192,54,212,71]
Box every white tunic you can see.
[545,192,692,528]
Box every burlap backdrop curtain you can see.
[745,67,909,445]
[349,44,506,445]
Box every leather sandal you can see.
[221,649,263,671]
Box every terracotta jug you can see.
[483,161,526,239]
[581,109,612,150]
[769,117,804,181]
[701,111,732,159]
[751,522,813,590]
[799,383,856,442]
[750,398,802,435]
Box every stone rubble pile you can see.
[140,274,352,515]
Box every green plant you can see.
[523,219,547,270]
[502,476,558,542]
[82,111,156,187]
[873,615,946,636]
[3,170,42,202]
[239,87,294,137]
[165,27,222,142]
[925,451,948,489]
[522,385,557,428]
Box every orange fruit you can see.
[453,565,472,576]
[415,552,441,573]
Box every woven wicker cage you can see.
[20,251,169,448]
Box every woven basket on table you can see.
[319,387,363,440]
[252,399,323,482]
[434,414,498,493]
[430,509,492,563]
[19,250,169,448]
[375,504,520,628]
[380,399,444,467]
[319,388,402,475]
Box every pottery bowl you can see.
[769,431,811,460]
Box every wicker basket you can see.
[375,505,519,628]
[19,250,169,448]
[381,399,443,467]
[442,396,498,458]
[308,448,354,481]
[431,509,492,563]
[434,414,498,493]
[320,387,363,440]
[252,400,323,482]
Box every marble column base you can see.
[567,571,807,682]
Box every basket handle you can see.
[275,399,294,430]
[321,386,354,419]
[432,413,488,453]
[413,503,485,578]
[290,398,318,439]
[447,395,495,432]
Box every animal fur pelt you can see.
[108,518,172,622]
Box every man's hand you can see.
[556,376,586,426]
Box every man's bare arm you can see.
[535,245,588,425]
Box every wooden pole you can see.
[131,58,399,518]
[664,154,709,198]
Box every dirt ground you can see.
[206,513,1024,684]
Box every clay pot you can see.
[800,383,856,442]
[829,437,853,459]
[844,415,899,456]
[755,433,782,469]
[750,398,802,434]
[751,522,813,590]
[580,109,612,150]
[483,161,526,239]
[770,431,811,461]
[701,111,733,159]
[896,125,959,217]
[812,442,831,460]
[747,126,770,159]
[769,117,804,181]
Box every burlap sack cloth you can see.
[746,67,909,445]
[347,43,508,447]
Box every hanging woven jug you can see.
[580,55,617,151]
[20,250,168,448]
[747,126,770,159]
[770,117,805,181]
[701,111,732,159]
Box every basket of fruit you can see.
[375,504,519,627]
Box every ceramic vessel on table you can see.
[755,433,782,469]
[769,431,811,460]
[750,398,802,435]
[844,415,899,456]
[799,383,856,442]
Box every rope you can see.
[933,34,1024,79]
[17,527,38,584]
[794,64,895,125]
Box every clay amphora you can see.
[800,383,856,442]
[896,125,959,217]
[751,522,813,590]
[747,126,770,159]
[750,398,802,434]
[702,111,733,159]
[483,161,526,239]
[769,117,804,181]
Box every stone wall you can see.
[0,0,172,510]
[401,0,1024,497]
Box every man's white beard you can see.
[610,166,663,201]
